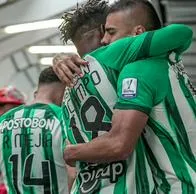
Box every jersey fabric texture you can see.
[0,103,68,194]
[62,24,193,194]
[115,54,196,193]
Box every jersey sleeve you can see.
[87,24,192,72]
[88,34,147,71]
[114,57,169,115]
[148,24,193,58]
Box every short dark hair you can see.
[38,67,60,85]
[109,0,162,30]
[59,0,109,43]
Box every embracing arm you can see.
[149,24,193,57]
[93,24,192,71]
[64,58,165,164]
[52,53,88,86]
[64,109,148,164]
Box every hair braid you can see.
[59,0,109,43]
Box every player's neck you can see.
[31,85,64,106]
[31,92,55,105]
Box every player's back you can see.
[148,63,196,193]
[63,54,155,194]
[132,58,196,193]
[0,103,68,194]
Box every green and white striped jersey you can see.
[0,103,68,194]
[116,57,196,194]
[63,55,155,194]
[62,24,192,194]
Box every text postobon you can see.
[0,118,55,132]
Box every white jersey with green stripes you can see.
[62,24,193,194]
[0,103,68,194]
[62,55,155,194]
[116,57,196,194]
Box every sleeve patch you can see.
[122,78,137,98]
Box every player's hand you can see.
[64,145,76,167]
[52,53,89,87]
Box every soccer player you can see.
[0,67,68,194]
[101,1,196,193]
[56,1,193,194]
[62,1,195,194]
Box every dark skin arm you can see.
[52,53,88,87]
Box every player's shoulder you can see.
[0,105,24,121]
[47,103,62,113]
[26,103,61,112]
[121,57,169,77]
[24,103,62,120]
[47,104,63,119]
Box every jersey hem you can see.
[114,103,151,115]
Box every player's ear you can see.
[132,25,146,35]
[34,90,37,99]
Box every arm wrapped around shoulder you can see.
[149,24,193,57]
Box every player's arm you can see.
[52,24,192,85]
[64,109,148,164]
[148,24,193,57]
[64,59,166,164]
[92,24,192,71]
[52,53,89,86]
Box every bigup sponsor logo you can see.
[78,161,125,194]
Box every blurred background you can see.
[0,0,195,101]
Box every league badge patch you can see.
[122,78,137,98]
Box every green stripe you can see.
[178,73,196,116]
[135,138,151,194]
[114,103,151,115]
[71,175,81,194]
[182,181,195,194]
[29,108,36,194]
[62,105,77,144]
[2,110,15,193]
[165,82,196,170]
[42,108,59,194]
[21,108,34,194]
[3,129,15,193]
[137,32,154,59]
[148,119,195,193]
[142,135,170,194]
[47,104,62,119]
[58,110,67,154]
[114,161,127,194]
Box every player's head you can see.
[0,86,25,115]
[59,0,109,56]
[36,67,65,105]
[101,0,162,45]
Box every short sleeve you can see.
[114,57,169,115]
